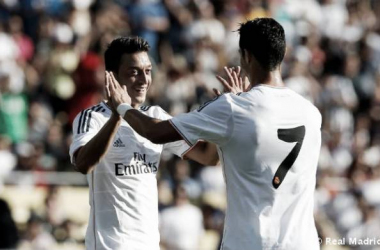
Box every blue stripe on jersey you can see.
[86,105,102,132]
[77,104,103,134]
[139,105,151,111]
[86,110,94,133]
[77,111,85,134]
[80,109,90,134]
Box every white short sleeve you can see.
[69,108,102,164]
[153,107,190,157]
[170,94,233,146]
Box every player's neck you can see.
[131,103,139,109]
[249,69,284,88]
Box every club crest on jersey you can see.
[113,138,125,147]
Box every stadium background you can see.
[1,0,380,249]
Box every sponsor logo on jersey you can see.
[115,152,158,176]
[113,138,125,147]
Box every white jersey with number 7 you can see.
[170,85,321,250]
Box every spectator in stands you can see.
[0,199,19,249]
[160,184,204,250]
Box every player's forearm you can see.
[185,141,220,166]
[74,114,121,174]
[123,109,181,144]
[197,142,220,166]
[124,110,220,165]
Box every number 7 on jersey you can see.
[272,126,305,189]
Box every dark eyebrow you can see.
[127,65,152,70]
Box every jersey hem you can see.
[69,142,87,165]
[168,120,194,146]
[181,140,205,159]
[219,147,228,250]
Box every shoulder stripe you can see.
[84,105,101,133]
[139,105,151,111]
[81,109,90,134]
[95,106,103,112]
[77,111,85,134]
[92,104,101,110]
[86,110,93,133]
[77,104,102,134]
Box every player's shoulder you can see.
[138,105,153,112]
[310,104,322,126]
[288,90,322,123]
[72,102,109,134]
[197,94,231,112]
[292,90,319,111]
[88,102,108,113]
[73,102,108,123]
[139,105,171,119]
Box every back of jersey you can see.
[220,85,321,250]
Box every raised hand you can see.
[214,66,250,96]
[105,72,118,115]
[106,71,132,110]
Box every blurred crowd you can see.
[1,0,380,249]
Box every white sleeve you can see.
[69,109,102,164]
[154,107,190,158]
[170,94,233,147]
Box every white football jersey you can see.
[171,85,322,250]
[69,102,190,250]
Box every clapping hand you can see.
[105,71,132,111]
[214,66,250,96]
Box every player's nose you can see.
[138,72,149,86]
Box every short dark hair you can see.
[238,18,286,71]
[104,36,150,72]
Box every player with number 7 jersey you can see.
[170,84,321,250]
